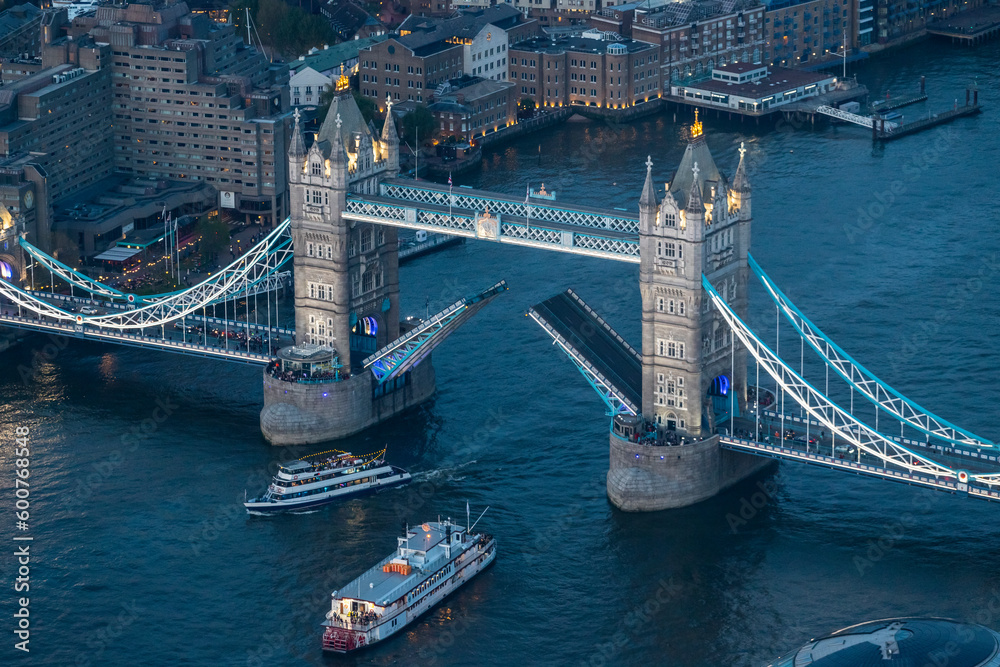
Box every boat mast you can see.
[469,506,490,532]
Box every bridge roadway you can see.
[530,290,641,412]
[720,435,1000,503]
[757,409,1000,467]
[0,293,292,364]
[722,414,1000,502]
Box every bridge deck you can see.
[719,436,1000,504]
[364,280,508,383]
[531,290,641,410]
[0,312,273,364]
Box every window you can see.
[311,161,321,175]
[657,339,686,359]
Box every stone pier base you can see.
[607,433,772,511]
[260,358,436,446]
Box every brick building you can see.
[763,0,854,66]
[358,6,537,111]
[510,35,662,109]
[631,0,766,83]
[427,76,516,141]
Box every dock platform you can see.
[877,103,981,141]
[928,6,1000,44]
[871,93,928,113]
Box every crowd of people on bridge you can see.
[265,360,347,383]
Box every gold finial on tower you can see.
[335,64,350,92]
[691,108,703,138]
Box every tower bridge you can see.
[1,95,997,511]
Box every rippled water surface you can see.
[1,40,999,666]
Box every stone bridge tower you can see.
[638,114,752,438]
[286,95,402,365]
[261,94,435,445]
[607,114,769,510]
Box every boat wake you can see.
[412,460,478,485]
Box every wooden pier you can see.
[874,103,981,141]
[927,6,1000,45]
[871,93,928,113]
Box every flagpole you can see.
[174,218,180,284]
[448,172,453,228]
[162,207,168,277]
[525,183,531,233]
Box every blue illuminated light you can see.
[0,261,12,280]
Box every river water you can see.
[1,39,998,667]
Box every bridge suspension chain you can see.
[749,254,994,449]
[1,220,292,331]
[20,225,292,307]
[703,274,958,479]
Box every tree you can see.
[230,0,335,58]
[194,215,229,262]
[518,97,537,119]
[50,232,80,266]
[400,105,436,145]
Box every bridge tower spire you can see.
[381,95,400,177]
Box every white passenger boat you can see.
[321,509,496,653]
[243,449,410,513]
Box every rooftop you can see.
[289,35,388,75]
[395,5,525,56]
[511,35,655,55]
[337,521,468,606]
[680,65,832,99]
[0,3,41,35]
[635,0,761,28]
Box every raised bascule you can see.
[2,98,999,512]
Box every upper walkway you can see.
[344,179,640,263]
